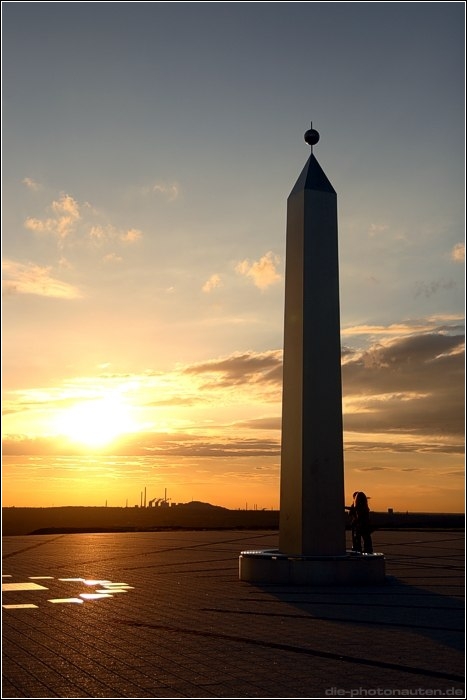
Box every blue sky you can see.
[2,2,465,511]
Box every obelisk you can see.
[279,125,346,557]
[239,125,384,584]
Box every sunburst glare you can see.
[53,397,137,447]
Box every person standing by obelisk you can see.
[279,124,346,557]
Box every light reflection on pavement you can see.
[2,574,134,608]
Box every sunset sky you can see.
[2,3,465,513]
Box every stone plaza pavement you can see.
[2,529,465,698]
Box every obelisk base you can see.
[239,549,385,585]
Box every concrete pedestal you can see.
[239,549,385,585]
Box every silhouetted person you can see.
[345,491,360,551]
[353,491,373,554]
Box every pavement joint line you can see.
[233,598,464,610]
[200,607,464,633]
[119,619,465,683]
[1,535,67,560]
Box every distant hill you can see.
[1,506,464,537]
[2,504,271,536]
[174,500,227,510]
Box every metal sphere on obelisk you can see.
[304,127,320,147]
[239,124,385,584]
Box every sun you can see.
[54,397,136,448]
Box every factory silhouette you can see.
[138,487,172,509]
[134,487,266,512]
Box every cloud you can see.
[2,259,83,299]
[152,182,180,201]
[184,350,283,389]
[202,274,222,293]
[103,253,123,264]
[342,331,465,440]
[451,242,465,263]
[58,256,73,270]
[342,316,464,341]
[120,228,142,244]
[342,323,420,338]
[88,225,143,246]
[22,177,41,191]
[88,225,109,242]
[344,439,464,454]
[135,435,281,458]
[1,432,281,458]
[354,466,388,471]
[368,223,389,237]
[24,193,142,252]
[233,417,282,431]
[414,279,456,299]
[145,396,198,407]
[235,251,282,290]
[25,193,81,242]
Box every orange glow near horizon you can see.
[1,451,465,514]
[1,335,464,514]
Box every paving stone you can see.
[2,529,464,698]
